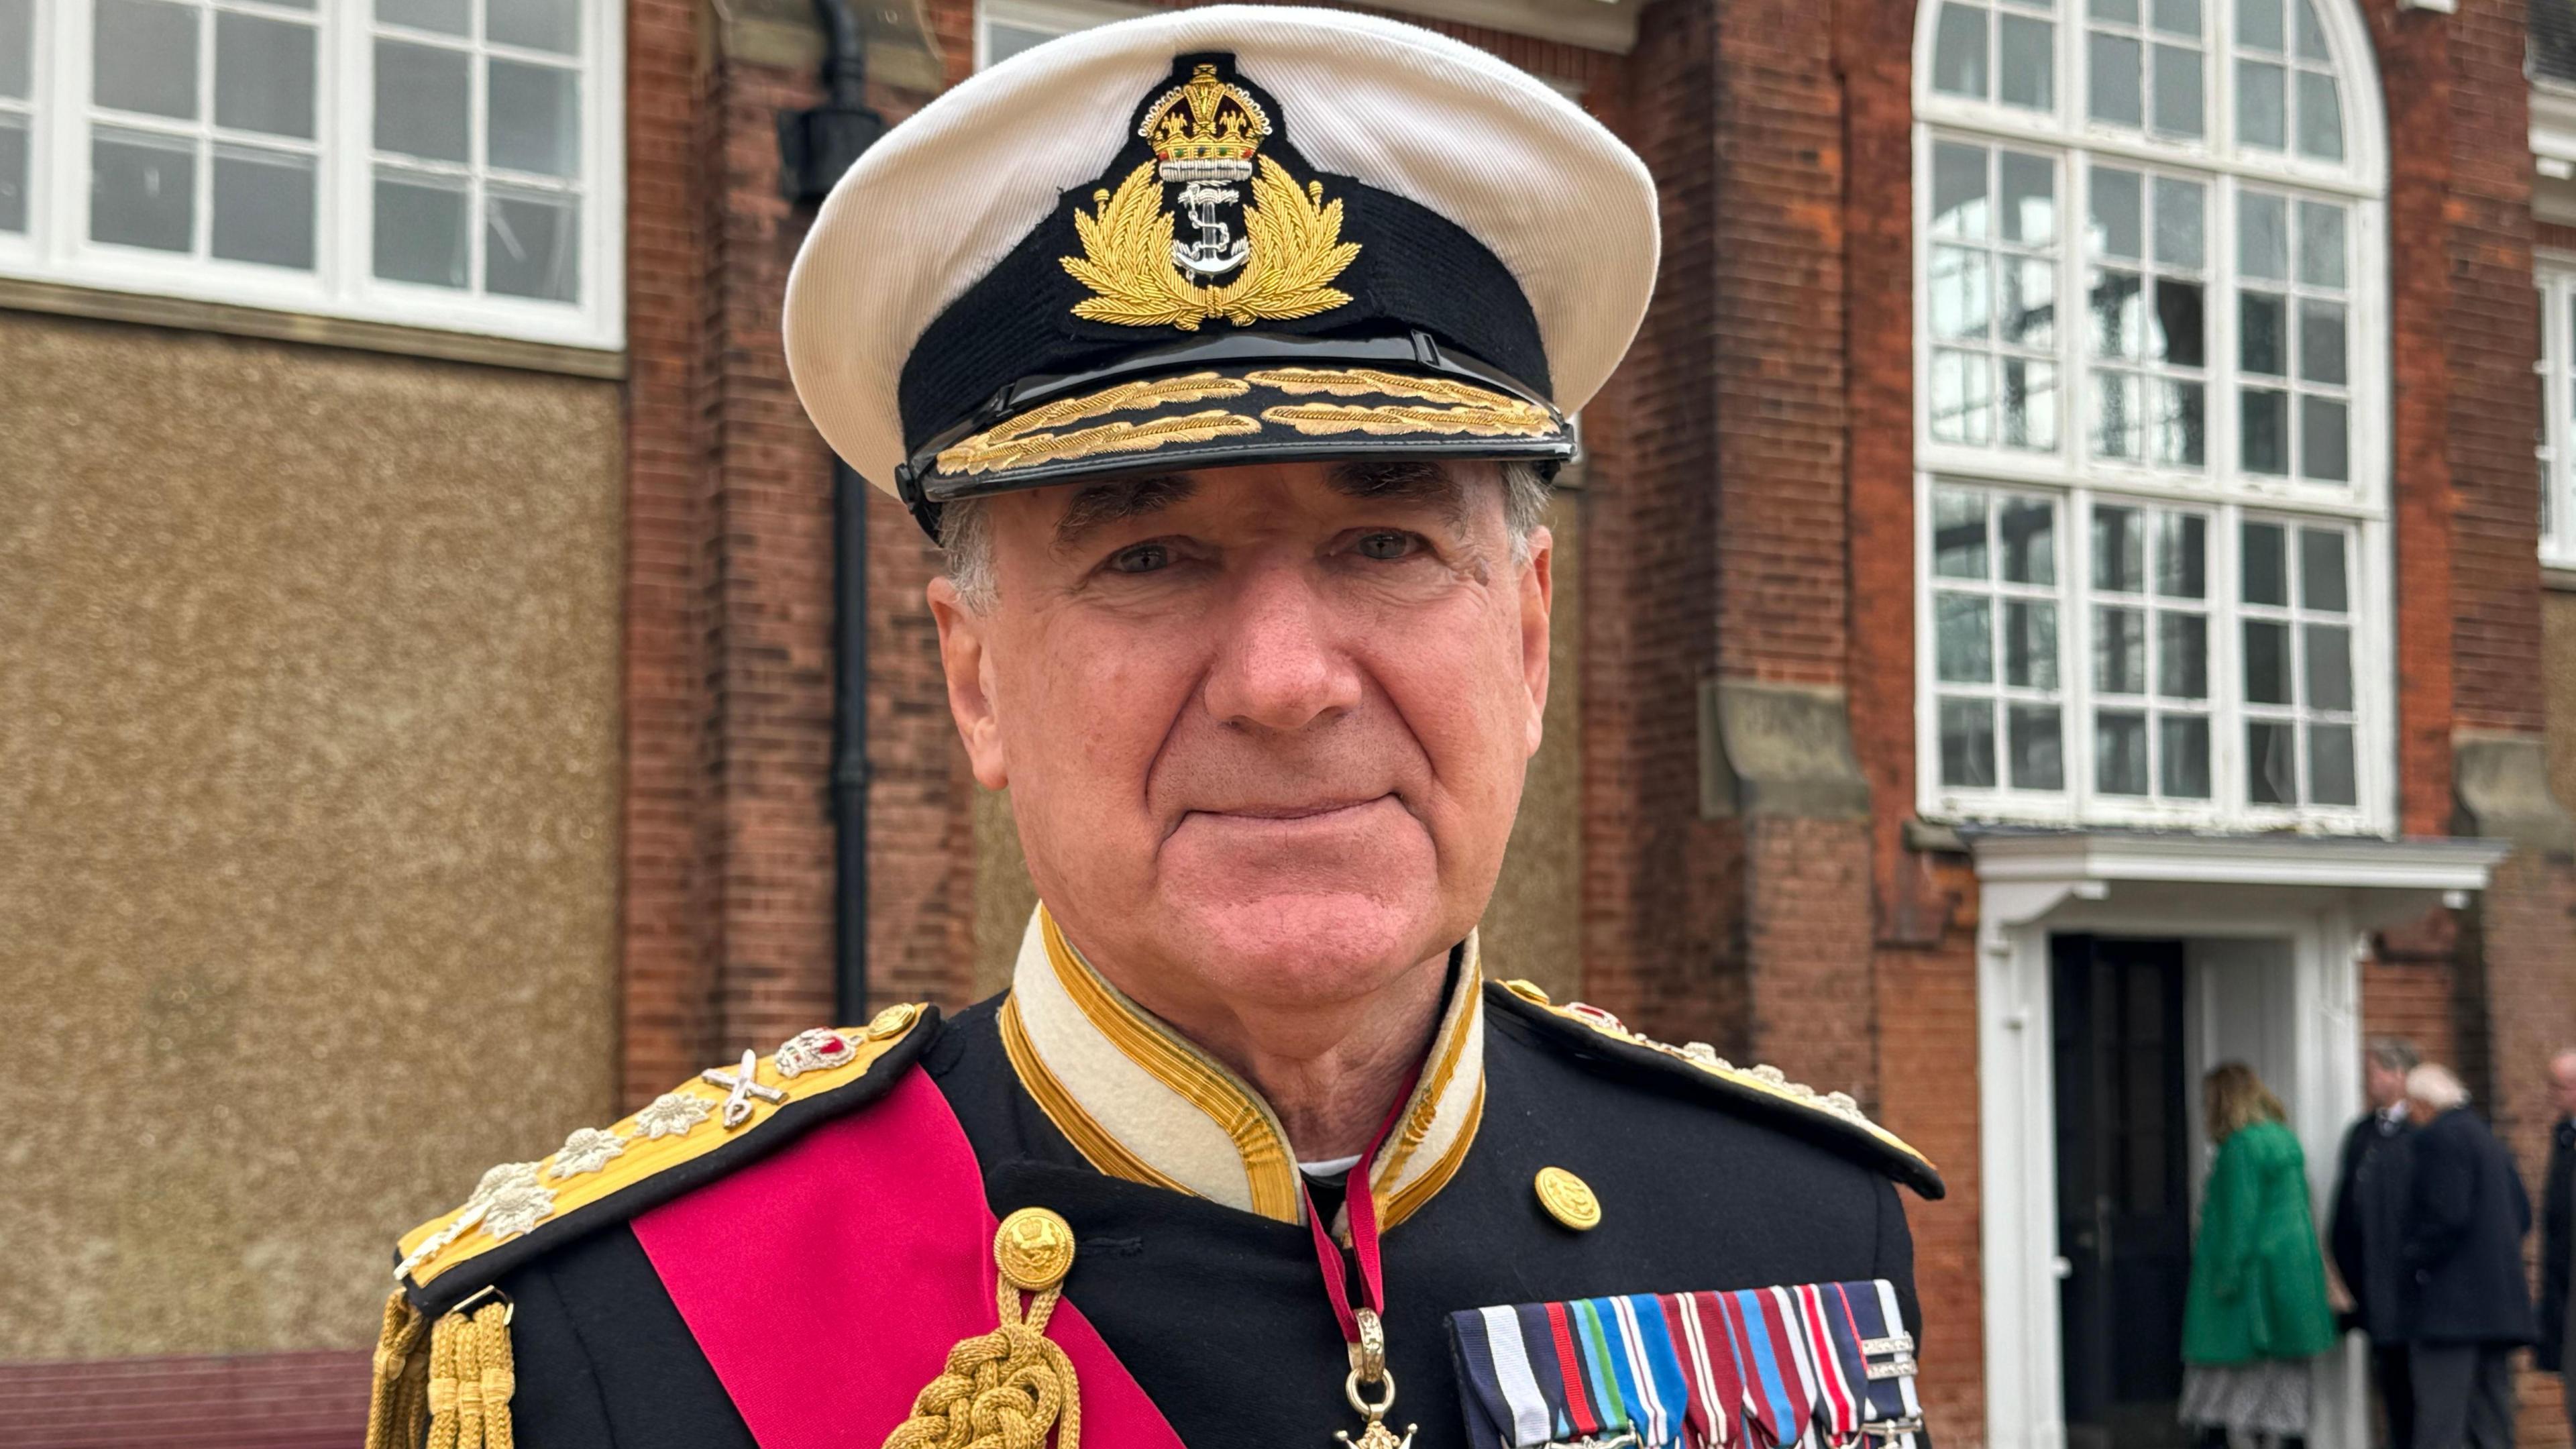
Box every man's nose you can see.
[1200,562,1363,732]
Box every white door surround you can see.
[1968,830,2508,1449]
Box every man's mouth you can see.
[1197,794,1392,822]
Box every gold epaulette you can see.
[365,1004,936,1449]
[1488,979,1943,1199]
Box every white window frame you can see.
[1911,0,2394,834]
[1,0,623,350]
[2539,258,2576,568]
[973,0,1146,70]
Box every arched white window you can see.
[1912,0,2389,830]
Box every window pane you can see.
[374,171,468,287]
[1932,142,1988,239]
[2297,201,2346,288]
[2092,167,2143,259]
[1934,488,1990,577]
[2002,152,2057,244]
[210,147,313,268]
[2153,0,2199,34]
[2092,0,2137,20]
[1941,698,1999,788]
[379,0,469,34]
[2305,623,2353,710]
[2096,370,2143,458]
[2004,360,2061,449]
[2300,528,2347,610]
[2159,612,2208,698]
[2161,716,2212,796]
[2153,279,2205,366]
[91,129,194,252]
[2152,44,2203,138]
[1931,350,1994,444]
[2093,268,2143,358]
[983,19,1055,65]
[2238,60,2286,149]
[2296,0,2329,57]
[2154,177,2204,268]
[2097,605,2148,692]
[2000,496,2057,582]
[2098,710,2151,794]
[489,60,580,178]
[2157,513,2207,597]
[1931,246,1992,339]
[2243,523,2288,602]
[486,189,581,301]
[0,120,23,233]
[2310,722,2357,805]
[0,0,30,99]
[2301,396,2349,482]
[2241,389,2288,474]
[2006,600,2060,687]
[215,13,316,140]
[2298,300,2347,385]
[2090,32,2143,126]
[2157,380,2207,466]
[1938,594,1996,682]
[2244,619,2293,704]
[95,0,199,119]
[2296,70,2343,162]
[2095,504,2145,591]
[1933,2,1989,97]
[2000,15,2055,109]
[2003,258,2055,347]
[2249,720,2297,804]
[2240,194,2288,280]
[2240,292,2287,376]
[2238,0,2283,49]
[2010,704,2066,790]
[377,40,472,162]
[490,0,581,53]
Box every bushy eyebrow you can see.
[1326,459,1473,531]
[1052,473,1199,551]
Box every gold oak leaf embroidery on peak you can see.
[1061,158,1360,331]
[1246,368,1558,440]
[936,372,1261,477]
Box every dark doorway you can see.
[2054,935,2192,1449]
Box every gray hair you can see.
[2406,1062,2471,1112]
[939,459,1553,614]
[2367,1037,2420,1075]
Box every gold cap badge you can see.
[1534,1166,1601,1231]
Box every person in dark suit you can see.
[2331,1037,2420,1449]
[2534,1049,2576,1441]
[2403,1063,2535,1449]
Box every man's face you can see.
[927,459,1552,1021]
[2365,1058,2406,1110]
[2549,1054,2576,1118]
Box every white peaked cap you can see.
[783,4,1660,506]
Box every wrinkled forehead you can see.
[1040,458,1496,552]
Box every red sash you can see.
[631,1066,1187,1449]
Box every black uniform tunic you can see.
[486,985,1929,1449]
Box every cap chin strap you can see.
[889,328,1566,540]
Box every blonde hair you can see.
[2204,1061,2287,1142]
[2406,1062,2471,1112]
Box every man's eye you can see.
[1110,543,1172,574]
[1356,531,1418,561]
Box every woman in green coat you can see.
[2180,1061,2338,1449]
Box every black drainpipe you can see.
[780,0,887,1021]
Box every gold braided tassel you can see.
[425,1301,517,1449]
[881,1208,1083,1449]
[365,1291,432,1449]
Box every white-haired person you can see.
[2402,1063,2534,1449]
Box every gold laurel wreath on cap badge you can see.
[1061,64,1358,330]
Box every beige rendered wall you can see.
[971,490,1587,1004]
[0,313,624,1360]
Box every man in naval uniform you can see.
[370,10,1943,1449]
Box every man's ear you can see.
[928,576,1010,790]
[1518,523,1554,759]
